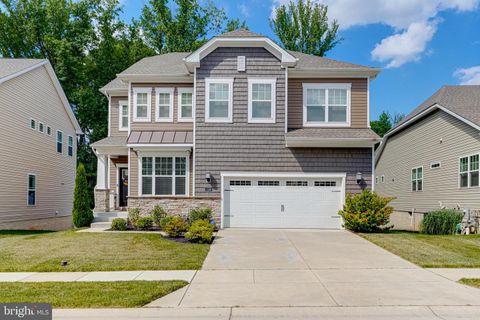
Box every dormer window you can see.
[133,88,151,122]
[303,83,351,127]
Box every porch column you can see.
[96,154,108,190]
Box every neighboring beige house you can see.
[0,59,82,230]
[92,29,381,229]
[375,85,480,230]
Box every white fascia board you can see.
[117,74,193,83]
[221,172,347,179]
[289,68,381,79]
[285,137,380,148]
[0,60,47,84]
[127,144,193,152]
[91,146,128,156]
[100,88,128,97]
[184,38,297,71]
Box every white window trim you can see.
[138,152,190,197]
[133,87,152,122]
[248,78,276,124]
[178,87,194,122]
[118,100,129,131]
[375,176,379,184]
[302,83,351,127]
[459,153,480,189]
[411,166,423,192]
[56,130,63,154]
[30,119,36,130]
[27,173,36,206]
[46,126,52,136]
[67,135,74,157]
[205,78,233,123]
[38,122,45,133]
[155,88,174,122]
[381,175,385,183]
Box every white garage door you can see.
[223,176,344,229]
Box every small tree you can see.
[72,163,94,228]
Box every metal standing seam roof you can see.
[286,128,380,140]
[127,131,193,145]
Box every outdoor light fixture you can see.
[356,172,363,184]
[205,172,212,183]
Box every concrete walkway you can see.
[428,268,480,281]
[0,270,195,282]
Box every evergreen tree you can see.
[72,163,94,228]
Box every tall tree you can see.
[140,0,225,53]
[224,18,248,32]
[370,111,405,137]
[270,0,340,56]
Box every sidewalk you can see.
[428,268,480,281]
[0,270,196,282]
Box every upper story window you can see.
[68,135,74,157]
[248,79,276,123]
[30,119,36,130]
[141,156,187,196]
[56,130,63,154]
[46,126,52,136]
[411,166,423,192]
[155,88,174,122]
[205,78,233,123]
[27,174,36,206]
[302,83,351,127]
[38,122,45,133]
[460,154,479,188]
[178,88,194,122]
[119,100,128,131]
[133,88,151,122]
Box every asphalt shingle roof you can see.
[216,29,264,38]
[0,58,46,80]
[91,136,127,148]
[100,77,128,92]
[117,52,190,77]
[287,128,380,140]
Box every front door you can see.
[119,167,128,207]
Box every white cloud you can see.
[371,20,438,68]
[271,0,480,67]
[455,66,480,85]
[238,2,250,18]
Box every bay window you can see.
[303,83,351,126]
[141,156,188,196]
[205,78,233,122]
[248,78,276,123]
[178,88,194,122]
[460,154,479,188]
[155,88,174,122]
[133,88,151,122]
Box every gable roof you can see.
[100,77,128,94]
[117,52,190,79]
[375,85,480,165]
[0,58,82,134]
[216,29,264,38]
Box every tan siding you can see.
[0,66,77,224]
[376,110,480,213]
[109,157,116,190]
[109,96,128,137]
[129,148,138,197]
[130,83,193,131]
[288,78,368,129]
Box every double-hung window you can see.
[141,156,187,196]
[133,88,151,122]
[56,130,63,154]
[27,174,36,206]
[411,167,423,192]
[119,100,128,131]
[248,78,276,123]
[155,88,174,122]
[303,83,351,126]
[67,135,74,157]
[178,88,194,122]
[460,154,479,188]
[205,78,233,123]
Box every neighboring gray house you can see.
[92,29,381,229]
[0,59,82,230]
[375,85,480,230]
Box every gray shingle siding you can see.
[194,47,372,196]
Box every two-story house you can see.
[0,59,82,230]
[92,29,380,229]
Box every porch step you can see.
[90,221,112,229]
[93,212,128,223]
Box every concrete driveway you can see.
[151,229,480,309]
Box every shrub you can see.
[128,208,141,227]
[151,205,167,226]
[136,216,154,230]
[339,190,394,233]
[164,216,188,237]
[159,216,174,230]
[421,209,464,235]
[188,208,213,223]
[185,220,215,243]
[72,163,94,228]
[111,218,127,231]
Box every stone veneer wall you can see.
[94,189,110,212]
[128,197,221,220]
[0,215,72,231]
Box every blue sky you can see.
[119,0,480,120]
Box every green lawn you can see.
[459,278,480,288]
[0,230,209,271]
[0,281,186,308]
[360,231,480,268]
